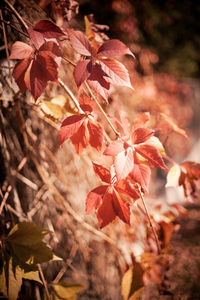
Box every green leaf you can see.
[22,270,42,284]
[8,241,53,272]
[121,262,144,300]
[7,222,49,246]
[8,259,22,300]
[6,222,53,272]
[52,282,85,300]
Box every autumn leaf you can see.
[97,39,135,58]
[73,59,92,87]
[60,115,85,145]
[68,29,134,100]
[52,282,85,300]
[9,41,34,59]
[131,128,155,145]
[86,163,139,228]
[68,29,92,56]
[60,114,103,154]
[121,263,144,300]
[135,144,168,171]
[28,20,65,49]
[166,161,200,198]
[9,41,62,100]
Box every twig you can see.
[62,56,121,138]
[0,185,12,215]
[0,10,11,80]
[58,78,84,114]
[63,56,76,67]
[137,184,161,255]
[38,264,51,300]
[84,81,120,137]
[0,17,29,37]
[0,157,27,215]
[4,0,28,31]
[31,154,116,246]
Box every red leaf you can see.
[60,115,85,145]
[87,79,110,101]
[135,144,167,170]
[97,189,116,228]
[9,41,34,60]
[97,39,134,58]
[131,128,155,144]
[73,59,92,87]
[39,41,62,57]
[92,162,111,184]
[33,20,65,39]
[104,139,125,156]
[181,161,200,180]
[112,189,130,224]
[87,119,103,151]
[114,147,134,180]
[116,179,140,200]
[68,30,92,56]
[25,52,58,99]
[86,185,108,214]
[13,56,32,94]
[28,27,45,49]
[99,59,133,89]
[87,63,111,100]
[131,163,151,192]
[79,94,95,112]
[70,122,89,154]
[87,63,110,90]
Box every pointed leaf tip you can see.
[97,39,135,58]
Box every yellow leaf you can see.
[121,263,143,300]
[160,113,188,138]
[8,259,22,300]
[52,282,85,300]
[22,270,42,284]
[146,136,166,156]
[166,164,181,187]
[0,264,7,297]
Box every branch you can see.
[4,0,28,31]
[0,10,11,79]
[84,81,120,138]
[58,78,84,114]
[137,184,161,255]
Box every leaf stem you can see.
[84,81,120,138]
[62,56,121,138]
[58,78,84,114]
[4,0,28,31]
[137,184,161,255]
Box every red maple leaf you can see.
[60,112,103,154]
[86,163,139,228]
[68,29,134,100]
[104,127,167,188]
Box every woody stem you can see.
[4,0,28,31]
[137,184,161,255]
[84,81,120,138]
[58,78,84,114]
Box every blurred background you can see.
[1,0,200,299]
